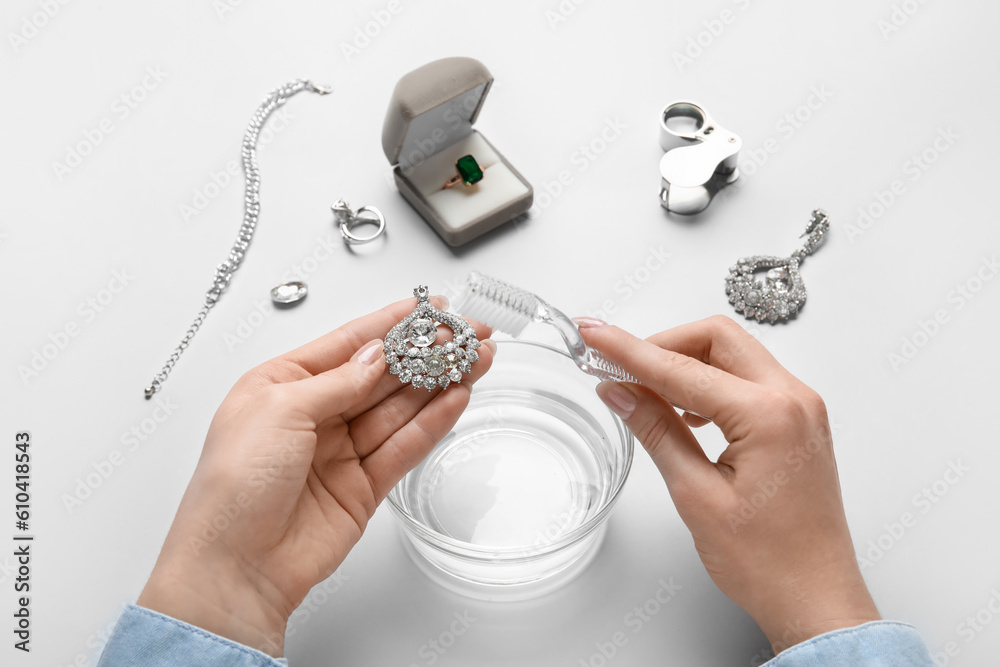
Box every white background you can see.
[2,1,999,665]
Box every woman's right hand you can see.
[576,315,880,654]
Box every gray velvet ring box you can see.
[382,57,533,247]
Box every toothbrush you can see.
[452,272,637,383]
[453,272,711,422]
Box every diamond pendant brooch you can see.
[383,286,481,391]
[725,209,829,324]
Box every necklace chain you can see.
[144,79,331,398]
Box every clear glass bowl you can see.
[387,340,634,601]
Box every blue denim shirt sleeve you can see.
[98,606,931,666]
[97,604,288,667]
[762,621,933,666]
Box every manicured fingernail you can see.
[356,339,383,366]
[482,339,497,355]
[433,294,451,311]
[573,317,607,329]
[597,382,636,420]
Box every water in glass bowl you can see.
[397,388,615,551]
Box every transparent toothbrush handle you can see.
[537,301,638,382]
[542,304,712,422]
[585,351,711,421]
[580,348,638,383]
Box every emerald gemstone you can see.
[455,155,483,185]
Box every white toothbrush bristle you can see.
[453,272,540,337]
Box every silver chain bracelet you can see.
[143,79,332,398]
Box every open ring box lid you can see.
[382,56,533,247]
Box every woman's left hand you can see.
[137,295,495,657]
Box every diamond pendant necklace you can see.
[143,79,331,398]
[725,209,829,323]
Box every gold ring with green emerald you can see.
[443,154,484,189]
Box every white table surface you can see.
[3,1,999,665]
